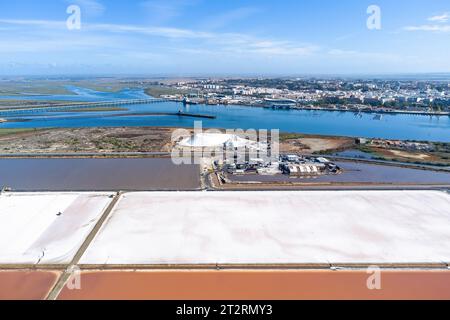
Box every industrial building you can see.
[263,98,297,109]
[225,154,340,176]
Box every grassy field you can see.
[0,128,42,136]
[0,82,72,95]
[145,86,190,98]
[0,100,80,108]
[0,78,143,97]
[0,79,190,108]
[279,133,306,141]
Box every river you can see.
[0,86,449,142]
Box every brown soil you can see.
[280,135,354,153]
[58,270,450,300]
[0,127,177,154]
[364,146,450,165]
[372,147,436,161]
[0,127,355,155]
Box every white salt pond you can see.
[0,192,114,265]
[179,132,266,150]
[80,191,450,266]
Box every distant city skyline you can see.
[0,0,450,75]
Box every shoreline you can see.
[168,99,450,116]
[1,96,449,117]
[0,127,448,168]
[0,151,448,173]
[289,106,450,116]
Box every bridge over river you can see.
[0,98,170,116]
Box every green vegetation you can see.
[74,81,137,93]
[0,83,72,95]
[0,100,73,108]
[0,79,140,97]
[145,86,189,98]
[356,144,378,155]
[93,137,139,151]
[279,133,305,141]
[0,128,42,136]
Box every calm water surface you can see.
[1,86,449,142]
[0,158,200,191]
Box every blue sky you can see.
[0,0,449,75]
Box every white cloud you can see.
[201,7,260,30]
[87,23,213,39]
[67,0,105,16]
[428,12,449,23]
[404,24,450,32]
[0,18,319,57]
[0,18,212,39]
[140,0,199,24]
[403,12,450,33]
[0,19,64,28]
